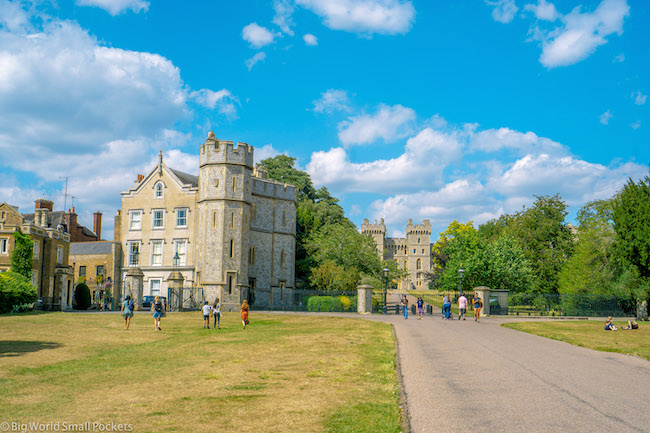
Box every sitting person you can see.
[604,316,618,331]
[622,320,639,330]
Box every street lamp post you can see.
[458,265,464,296]
[383,267,389,314]
[173,252,180,269]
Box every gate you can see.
[167,287,204,311]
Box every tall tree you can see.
[613,173,650,278]
[11,230,33,279]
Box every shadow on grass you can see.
[0,340,63,357]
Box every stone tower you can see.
[197,131,254,310]
[361,218,386,258]
[405,219,432,289]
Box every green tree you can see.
[309,260,360,291]
[11,230,33,279]
[613,173,650,278]
[259,155,317,201]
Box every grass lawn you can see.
[502,320,650,361]
[0,311,402,433]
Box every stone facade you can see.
[119,132,297,311]
[0,201,73,310]
[361,218,432,290]
[69,241,122,309]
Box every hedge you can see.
[73,283,91,310]
[0,271,37,314]
[307,296,342,312]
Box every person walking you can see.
[458,293,468,320]
[400,295,409,319]
[443,294,451,320]
[473,292,483,323]
[213,298,221,329]
[241,300,250,329]
[417,297,424,320]
[121,295,134,330]
[152,295,164,331]
[202,301,212,329]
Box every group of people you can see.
[399,293,484,322]
[604,316,638,331]
[119,296,251,330]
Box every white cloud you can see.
[338,104,415,146]
[630,120,641,130]
[633,91,647,106]
[303,33,318,46]
[613,53,625,62]
[307,127,463,192]
[524,0,559,21]
[470,127,566,155]
[0,0,31,32]
[189,88,238,118]
[242,23,279,48]
[486,0,518,23]
[295,0,415,35]
[254,144,281,164]
[600,109,613,125]
[312,89,351,113]
[245,52,266,70]
[76,0,149,15]
[273,0,295,35]
[534,0,630,68]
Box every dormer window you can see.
[154,182,164,199]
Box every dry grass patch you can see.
[0,312,401,432]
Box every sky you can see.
[0,0,648,241]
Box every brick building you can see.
[69,241,123,309]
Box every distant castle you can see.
[361,218,432,290]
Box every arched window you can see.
[403,260,407,269]
[154,181,164,198]
[416,258,421,270]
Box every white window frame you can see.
[152,209,164,230]
[174,239,187,266]
[33,240,39,259]
[151,240,163,266]
[128,241,141,266]
[154,181,164,199]
[31,270,38,287]
[0,238,8,254]
[149,279,162,296]
[175,208,188,228]
[57,246,63,264]
[129,210,142,231]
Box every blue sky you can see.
[0,0,647,240]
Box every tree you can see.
[259,155,317,201]
[11,230,33,279]
[309,260,360,292]
[613,174,650,278]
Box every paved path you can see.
[372,314,650,433]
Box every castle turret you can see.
[405,220,432,289]
[361,218,386,259]
[197,131,255,311]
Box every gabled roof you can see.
[170,168,198,187]
[70,241,114,255]
[22,211,67,231]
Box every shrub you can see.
[338,295,357,312]
[0,271,37,314]
[73,283,91,310]
[307,296,342,312]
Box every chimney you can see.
[35,199,53,211]
[114,210,121,242]
[94,211,102,240]
[135,174,144,187]
[65,208,78,236]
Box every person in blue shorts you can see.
[473,293,483,323]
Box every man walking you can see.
[400,295,409,319]
[458,293,468,320]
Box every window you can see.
[229,239,234,258]
[57,246,63,264]
[79,266,86,277]
[212,211,217,228]
[96,265,105,277]
[149,279,161,296]
[416,259,421,270]
[174,240,187,266]
[280,281,285,301]
[228,274,234,295]
[282,210,286,225]
[418,238,420,243]
[232,177,236,193]
[176,208,187,228]
[129,210,142,230]
[33,240,39,259]
[128,242,141,266]
[31,270,38,287]
[0,238,7,254]
[154,182,164,198]
[230,212,234,228]
[151,240,163,266]
[403,260,407,269]
[0,211,5,219]
[280,250,285,267]
[152,209,164,229]
[249,247,256,265]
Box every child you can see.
[202,301,212,329]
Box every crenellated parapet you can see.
[200,131,254,168]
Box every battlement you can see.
[406,219,431,236]
[361,218,386,235]
[252,177,297,202]
[200,131,254,168]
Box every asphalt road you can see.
[375,314,650,433]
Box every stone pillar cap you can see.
[167,270,185,281]
[126,267,144,277]
[357,284,374,290]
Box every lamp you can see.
[458,265,464,295]
[173,252,180,269]
[383,267,389,314]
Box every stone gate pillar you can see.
[474,286,491,317]
[357,284,374,314]
[167,271,185,312]
[125,267,144,311]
